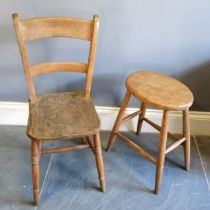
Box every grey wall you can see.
[1,0,210,110]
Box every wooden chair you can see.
[106,71,193,194]
[12,13,105,205]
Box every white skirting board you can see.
[0,102,210,135]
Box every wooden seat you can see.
[27,92,100,140]
[12,13,105,206]
[106,70,194,194]
[126,71,193,111]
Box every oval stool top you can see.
[126,71,194,111]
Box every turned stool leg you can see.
[155,110,169,194]
[31,139,40,205]
[94,132,105,192]
[106,91,131,151]
[183,109,190,171]
[136,102,146,135]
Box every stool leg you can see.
[94,132,105,191]
[155,110,169,194]
[136,102,146,135]
[31,139,40,205]
[106,91,131,151]
[183,109,190,171]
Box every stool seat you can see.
[126,71,193,111]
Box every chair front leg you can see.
[94,132,105,192]
[155,110,169,194]
[31,139,40,205]
[86,135,95,154]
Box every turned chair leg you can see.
[155,110,169,194]
[94,132,105,191]
[31,139,41,205]
[81,137,88,144]
[106,91,131,151]
[86,135,95,154]
[136,102,146,135]
[183,109,190,171]
[38,141,43,156]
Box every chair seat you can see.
[126,71,194,111]
[27,92,100,140]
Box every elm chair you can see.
[12,13,105,205]
[106,71,193,194]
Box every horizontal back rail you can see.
[21,17,93,41]
[30,62,88,77]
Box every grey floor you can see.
[0,125,210,210]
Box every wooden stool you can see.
[106,71,194,194]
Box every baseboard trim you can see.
[0,102,209,135]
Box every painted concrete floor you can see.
[0,125,210,210]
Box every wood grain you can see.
[12,13,99,102]
[106,91,131,151]
[136,102,146,135]
[21,17,93,41]
[116,132,156,164]
[12,13,104,205]
[94,133,105,192]
[27,92,100,140]
[85,15,99,98]
[122,110,141,122]
[183,109,190,171]
[12,13,36,102]
[41,144,90,154]
[107,70,193,194]
[155,110,169,194]
[30,62,87,77]
[126,71,194,111]
[31,139,40,205]
[165,137,186,154]
[143,117,179,141]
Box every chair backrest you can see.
[12,13,99,103]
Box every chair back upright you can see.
[12,14,99,102]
